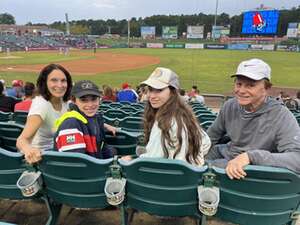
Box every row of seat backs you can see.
[1,148,299,225]
[0,111,28,124]
[0,122,24,152]
[101,109,143,120]
[0,121,143,156]
[100,103,144,111]
[103,116,143,133]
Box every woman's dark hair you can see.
[296,91,300,99]
[144,87,203,165]
[36,64,72,101]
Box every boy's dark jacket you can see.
[53,104,112,159]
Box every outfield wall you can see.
[123,42,300,52]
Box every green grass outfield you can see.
[0,48,299,94]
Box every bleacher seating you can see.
[0,122,24,152]
[1,148,300,225]
[38,152,113,225]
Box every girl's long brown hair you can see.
[144,87,203,165]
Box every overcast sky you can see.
[1,0,299,25]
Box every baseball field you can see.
[0,48,299,95]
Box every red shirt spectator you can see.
[102,85,117,102]
[14,82,35,112]
[14,100,32,112]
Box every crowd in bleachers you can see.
[0,34,97,51]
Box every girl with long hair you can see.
[139,67,211,166]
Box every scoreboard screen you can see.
[242,10,279,35]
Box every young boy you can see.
[54,80,116,159]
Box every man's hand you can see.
[226,152,250,179]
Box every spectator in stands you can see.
[189,89,205,104]
[179,89,189,102]
[188,85,198,97]
[0,79,6,95]
[6,79,24,98]
[54,80,117,158]
[206,58,300,178]
[295,91,300,110]
[14,82,36,112]
[0,81,21,112]
[123,67,211,166]
[17,64,73,164]
[102,85,117,102]
[117,82,138,102]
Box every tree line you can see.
[0,6,299,37]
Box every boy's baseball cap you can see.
[231,58,271,81]
[71,80,100,98]
[141,67,180,89]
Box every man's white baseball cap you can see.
[141,67,180,89]
[231,58,271,81]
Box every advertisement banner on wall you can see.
[141,26,156,39]
[162,26,178,39]
[187,26,204,39]
[164,43,185,48]
[185,43,204,49]
[212,26,230,39]
[205,44,228,49]
[250,44,274,51]
[146,43,164,48]
[228,44,249,50]
[287,23,298,38]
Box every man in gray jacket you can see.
[206,58,300,179]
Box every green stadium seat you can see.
[12,111,28,125]
[130,103,144,111]
[119,106,136,114]
[200,120,214,130]
[196,113,217,123]
[0,147,27,200]
[38,151,114,225]
[108,102,122,109]
[119,116,143,133]
[0,111,13,122]
[99,104,112,112]
[0,122,24,152]
[103,109,131,120]
[130,110,144,118]
[105,130,144,156]
[213,165,300,225]
[119,158,207,225]
[103,115,122,127]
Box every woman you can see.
[102,85,117,102]
[17,64,73,164]
[139,67,211,166]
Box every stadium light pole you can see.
[214,0,219,27]
[127,19,130,48]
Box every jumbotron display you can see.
[242,10,279,35]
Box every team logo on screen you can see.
[253,12,266,32]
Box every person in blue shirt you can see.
[117,82,138,102]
